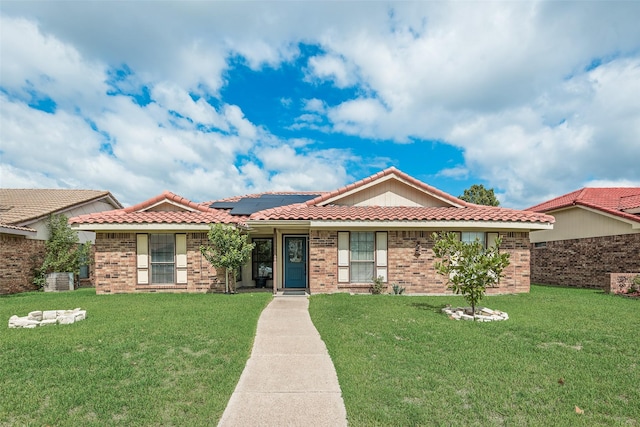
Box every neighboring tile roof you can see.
[527,188,640,223]
[0,189,123,225]
[307,167,467,208]
[0,222,37,234]
[249,204,555,223]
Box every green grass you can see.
[310,285,639,426]
[0,289,271,426]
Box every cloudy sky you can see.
[1,1,639,208]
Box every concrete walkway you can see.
[217,296,348,426]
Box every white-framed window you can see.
[136,234,188,285]
[338,231,387,283]
[461,231,485,246]
[150,234,175,284]
[455,232,500,249]
[350,232,375,282]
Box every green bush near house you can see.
[310,285,640,426]
[0,289,271,426]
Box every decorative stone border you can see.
[442,306,508,322]
[8,309,87,328]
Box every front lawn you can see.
[0,289,271,426]
[310,285,639,426]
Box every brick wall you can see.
[94,232,225,294]
[531,233,640,289]
[0,234,46,294]
[605,272,640,294]
[308,230,531,294]
[309,230,339,293]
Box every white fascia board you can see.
[71,223,212,232]
[309,220,553,230]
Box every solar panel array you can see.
[210,194,319,215]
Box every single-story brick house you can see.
[528,187,640,289]
[0,189,122,294]
[70,167,554,295]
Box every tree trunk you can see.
[225,268,229,293]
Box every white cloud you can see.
[437,166,469,180]
[306,53,356,88]
[302,98,325,113]
[584,179,640,188]
[1,1,640,208]
[0,12,357,205]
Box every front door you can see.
[284,236,307,288]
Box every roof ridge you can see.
[306,167,468,207]
[123,190,213,214]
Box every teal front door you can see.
[284,236,307,288]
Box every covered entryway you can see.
[283,236,307,288]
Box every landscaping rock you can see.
[28,311,43,321]
[8,308,87,328]
[441,306,509,322]
[42,310,57,320]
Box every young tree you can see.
[200,223,254,293]
[432,232,510,316]
[35,214,91,288]
[459,184,500,206]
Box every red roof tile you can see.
[69,191,243,226]
[250,204,554,224]
[70,169,554,228]
[527,187,640,223]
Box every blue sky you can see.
[1,1,639,208]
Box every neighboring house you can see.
[528,188,640,289]
[69,167,554,295]
[0,189,123,294]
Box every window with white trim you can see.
[461,232,485,246]
[150,234,175,284]
[338,231,387,283]
[350,232,375,282]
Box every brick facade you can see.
[530,233,640,289]
[309,230,531,294]
[92,230,532,295]
[0,234,46,295]
[94,232,225,294]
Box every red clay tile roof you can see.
[249,204,554,223]
[70,170,555,227]
[125,191,213,214]
[0,189,122,225]
[620,194,640,211]
[307,167,468,207]
[69,191,243,226]
[527,187,640,223]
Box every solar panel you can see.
[210,194,319,215]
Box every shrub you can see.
[392,284,405,295]
[371,276,387,294]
